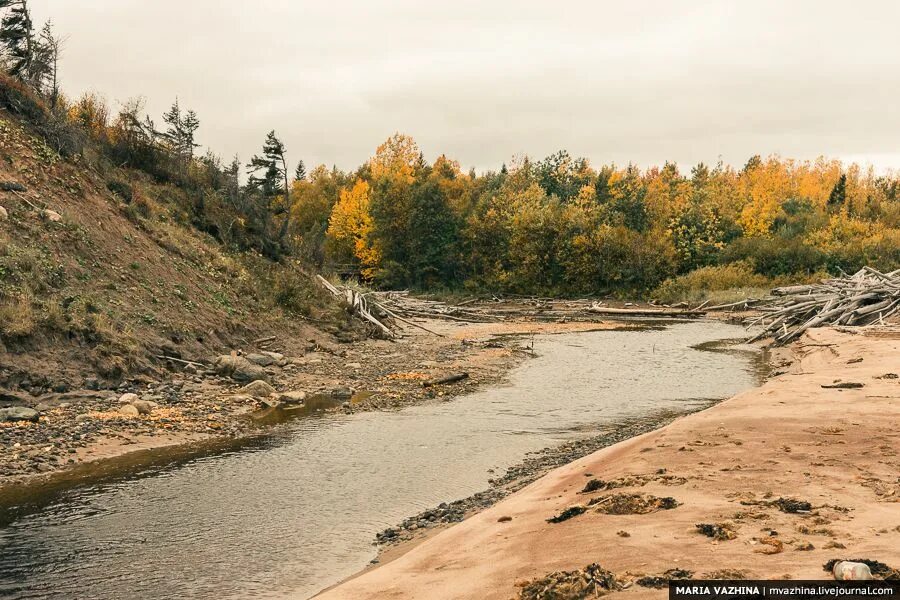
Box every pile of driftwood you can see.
[317,277,711,339]
[316,276,446,338]
[747,267,900,345]
[372,292,707,323]
[372,291,504,323]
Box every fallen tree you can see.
[747,267,900,345]
[316,275,395,338]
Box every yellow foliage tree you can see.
[370,133,420,184]
[738,157,791,236]
[327,180,381,280]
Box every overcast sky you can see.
[31,0,900,173]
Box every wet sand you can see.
[316,326,900,599]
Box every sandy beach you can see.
[317,326,900,599]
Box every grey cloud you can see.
[31,0,900,173]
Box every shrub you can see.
[721,236,827,277]
[0,75,86,157]
[653,263,772,303]
[106,179,134,201]
[0,294,35,339]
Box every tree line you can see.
[2,2,898,297]
[295,137,899,294]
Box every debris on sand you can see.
[636,568,693,588]
[773,497,812,513]
[518,563,620,599]
[616,530,630,538]
[824,559,900,581]
[579,471,686,494]
[702,569,750,580]
[821,382,864,389]
[581,479,607,493]
[546,506,588,523]
[741,496,812,513]
[832,561,874,580]
[696,522,738,541]
[589,493,679,515]
[753,536,784,554]
[796,524,835,536]
[796,542,815,551]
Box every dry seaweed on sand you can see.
[741,496,812,513]
[823,559,900,580]
[518,563,621,600]
[636,568,694,588]
[696,522,738,541]
[581,479,607,493]
[753,536,784,554]
[592,493,680,514]
[703,569,750,580]
[773,497,812,513]
[589,493,679,515]
[546,505,588,523]
[579,471,686,495]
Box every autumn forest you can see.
[2,0,897,302]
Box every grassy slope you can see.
[0,110,356,393]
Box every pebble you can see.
[118,393,139,405]
[118,404,140,417]
[833,562,873,580]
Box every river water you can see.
[0,322,765,600]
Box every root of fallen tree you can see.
[747,267,900,345]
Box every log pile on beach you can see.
[748,267,900,345]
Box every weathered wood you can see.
[586,305,707,318]
[316,275,395,338]
[423,372,469,387]
[370,300,446,337]
[704,298,762,311]
[749,268,900,345]
[821,382,864,389]
[154,355,209,368]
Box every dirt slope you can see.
[0,109,350,393]
[316,327,900,599]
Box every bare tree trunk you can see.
[278,153,292,246]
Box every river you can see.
[0,321,766,600]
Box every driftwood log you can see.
[586,305,707,318]
[423,372,469,387]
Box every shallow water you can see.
[0,322,765,600]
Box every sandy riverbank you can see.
[316,326,900,599]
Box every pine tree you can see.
[181,109,200,159]
[162,99,200,168]
[162,99,184,155]
[828,173,847,209]
[0,0,35,82]
[36,20,61,106]
[247,131,292,243]
[295,159,306,181]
